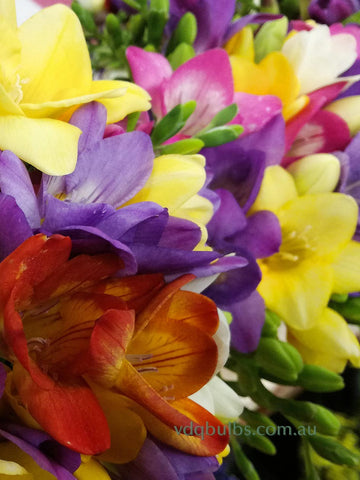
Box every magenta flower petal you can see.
[126,47,173,117]
[162,49,234,135]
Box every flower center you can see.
[261,225,315,270]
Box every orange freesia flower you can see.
[0,234,227,461]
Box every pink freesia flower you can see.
[126,47,282,138]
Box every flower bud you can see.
[167,12,197,54]
[287,154,341,195]
[78,0,106,12]
[297,365,344,392]
[309,434,360,466]
[255,338,303,382]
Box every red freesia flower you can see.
[0,234,228,461]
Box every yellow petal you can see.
[230,55,269,95]
[225,26,255,60]
[125,154,207,213]
[283,94,309,122]
[0,0,17,30]
[250,166,298,214]
[259,52,300,107]
[288,308,360,372]
[278,193,358,261]
[20,87,127,119]
[74,459,111,480]
[0,115,81,174]
[0,83,24,115]
[89,80,151,123]
[18,5,92,103]
[332,240,360,294]
[0,442,52,479]
[325,96,360,136]
[258,260,333,329]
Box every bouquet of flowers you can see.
[2,0,360,478]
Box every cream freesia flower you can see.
[0,1,150,174]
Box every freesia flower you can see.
[126,47,282,138]
[0,102,229,277]
[0,364,82,479]
[228,24,357,122]
[253,165,360,330]
[0,0,150,174]
[308,0,360,25]
[1,234,228,460]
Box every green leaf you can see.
[196,125,243,147]
[158,138,204,155]
[151,101,196,145]
[343,11,360,24]
[207,103,239,129]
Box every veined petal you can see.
[89,80,151,123]
[278,193,358,260]
[250,165,298,214]
[13,365,111,455]
[125,154,207,214]
[258,260,333,329]
[18,5,92,103]
[288,308,360,372]
[0,115,81,175]
[332,240,360,294]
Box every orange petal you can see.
[13,364,110,455]
[88,273,165,313]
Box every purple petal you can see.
[232,93,282,136]
[161,442,219,475]
[126,47,173,118]
[162,49,234,135]
[0,424,80,480]
[159,216,202,250]
[0,151,40,228]
[96,202,168,242]
[207,189,248,252]
[0,194,32,261]
[234,210,282,259]
[64,131,154,208]
[170,0,236,52]
[41,195,115,231]
[309,0,359,25]
[230,291,265,353]
[131,244,219,274]
[224,14,283,43]
[185,254,248,279]
[52,225,138,275]
[204,250,261,305]
[69,102,107,153]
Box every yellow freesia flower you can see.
[288,308,360,372]
[0,0,150,175]
[253,165,360,330]
[225,27,308,121]
[125,154,213,250]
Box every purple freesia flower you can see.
[114,436,219,480]
[197,117,283,353]
[0,102,253,284]
[0,365,81,479]
[308,0,360,25]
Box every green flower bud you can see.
[72,2,97,35]
[261,310,282,337]
[309,434,360,466]
[287,154,341,195]
[297,365,344,392]
[148,0,170,47]
[255,338,303,382]
[241,408,277,430]
[168,43,196,70]
[105,14,123,47]
[167,12,197,54]
[241,428,277,455]
[254,17,288,63]
[285,402,340,436]
[330,296,360,324]
[230,438,261,480]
